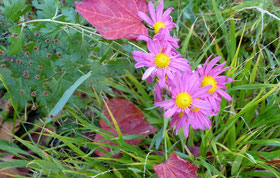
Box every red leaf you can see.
[94,98,157,156]
[153,152,199,178]
[189,146,200,158]
[75,0,148,40]
[93,129,123,158]
[257,153,280,165]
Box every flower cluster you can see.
[132,0,233,138]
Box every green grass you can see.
[0,0,280,177]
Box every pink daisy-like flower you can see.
[137,28,179,49]
[137,33,181,58]
[138,0,176,34]
[155,83,164,102]
[132,39,190,88]
[155,71,213,137]
[170,113,190,137]
[154,28,180,48]
[154,79,172,102]
[197,56,234,113]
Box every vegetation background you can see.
[0,0,279,177]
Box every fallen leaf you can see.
[75,0,148,40]
[0,166,28,178]
[0,151,29,177]
[189,146,200,158]
[257,153,280,165]
[94,98,157,156]
[0,118,20,142]
[93,129,122,158]
[153,152,199,178]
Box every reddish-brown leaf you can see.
[257,153,280,165]
[189,146,200,158]
[153,152,199,178]
[93,129,123,157]
[0,150,30,177]
[94,98,157,156]
[75,0,148,40]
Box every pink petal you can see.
[155,99,174,108]
[138,11,154,26]
[208,95,220,113]
[192,85,212,98]
[212,67,232,77]
[216,89,232,101]
[137,35,149,42]
[142,67,156,80]
[135,63,145,68]
[215,76,234,83]
[162,7,174,19]
[205,56,221,75]
[182,118,190,138]
[170,114,180,128]
[192,99,212,110]
[156,0,164,21]
[148,1,156,22]
[202,55,213,72]
[164,106,177,118]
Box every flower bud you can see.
[31,105,37,110]
[57,52,61,57]
[23,70,29,78]
[45,39,50,43]
[35,75,40,80]
[19,89,25,95]
[47,53,52,58]
[37,65,42,70]
[54,39,59,43]
[43,91,48,96]
[1,64,6,68]
[34,33,40,37]
[25,51,30,56]
[33,46,38,51]
[31,91,37,97]
[12,33,18,37]
[16,59,22,65]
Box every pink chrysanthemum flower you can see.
[138,0,176,34]
[132,39,190,88]
[154,28,180,48]
[138,28,179,49]
[137,33,181,58]
[155,71,213,137]
[197,56,234,113]
[154,78,172,102]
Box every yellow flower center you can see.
[201,76,218,94]
[154,53,170,68]
[175,92,192,109]
[154,21,166,34]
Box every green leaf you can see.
[228,84,278,92]
[1,0,25,22]
[8,26,24,55]
[40,23,62,37]
[0,159,28,168]
[0,140,29,155]
[47,71,92,123]
[62,7,77,23]
[32,0,58,19]
[182,0,196,22]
